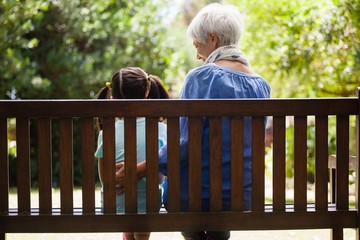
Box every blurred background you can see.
[2,0,359,100]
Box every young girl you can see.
[94,67,169,240]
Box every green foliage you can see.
[0,0,47,98]
[228,0,360,98]
[0,0,173,99]
[2,0,173,186]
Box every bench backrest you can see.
[0,96,359,232]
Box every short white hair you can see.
[187,3,243,46]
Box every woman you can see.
[163,3,270,240]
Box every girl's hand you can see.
[115,162,125,194]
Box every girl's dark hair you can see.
[94,86,111,131]
[111,67,169,100]
[95,67,170,131]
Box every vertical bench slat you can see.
[294,116,307,211]
[230,117,244,211]
[124,117,137,213]
[59,118,73,214]
[336,115,349,210]
[273,116,286,211]
[102,117,116,213]
[188,117,202,212]
[252,117,265,212]
[81,118,95,214]
[37,118,52,214]
[166,117,180,212]
[146,118,159,213]
[0,118,9,213]
[16,117,31,213]
[209,117,222,211]
[315,116,328,210]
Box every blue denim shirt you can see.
[159,63,271,211]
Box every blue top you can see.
[159,63,271,211]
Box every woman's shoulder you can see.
[187,63,220,77]
[188,63,262,79]
[184,64,225,86]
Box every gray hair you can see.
[186,3,243,46]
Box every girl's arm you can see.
[97,158,103,184]
[115,161,146,192]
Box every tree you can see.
[229,0,360,97]
[0,0,173,99]
[1,0,174,186]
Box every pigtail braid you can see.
[94,85,111,131]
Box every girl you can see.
[94,67,169,240]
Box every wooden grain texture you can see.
[0,118,8,214]
[0,96,359,239]
[188,117,202,212]
[315,116,328,210]
[294,116,307,211]
[272,116,286,211]
[59,118,73,214]
[102,117,116,213]
[37,118,52,214]
[81,117,96,214]
[166,117,180,212]
[230,117,244,211]
[0,211,358,232]
[146,118,160,213]
[209,117,222,212]
[336,115,349,210]
[0,98,357,118]
[16,118,31,214]
[124,117,137,213]
[251,117,265,212]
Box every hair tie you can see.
[106,82,111,89]
[144,75,152,99]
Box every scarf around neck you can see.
[205,45,250,67]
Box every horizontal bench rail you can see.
[1,211,358,233]
[0,98,358,117]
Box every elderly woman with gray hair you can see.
[116,3,271,240]
[163,3,271,240]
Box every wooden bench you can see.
[0,91,359,240]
